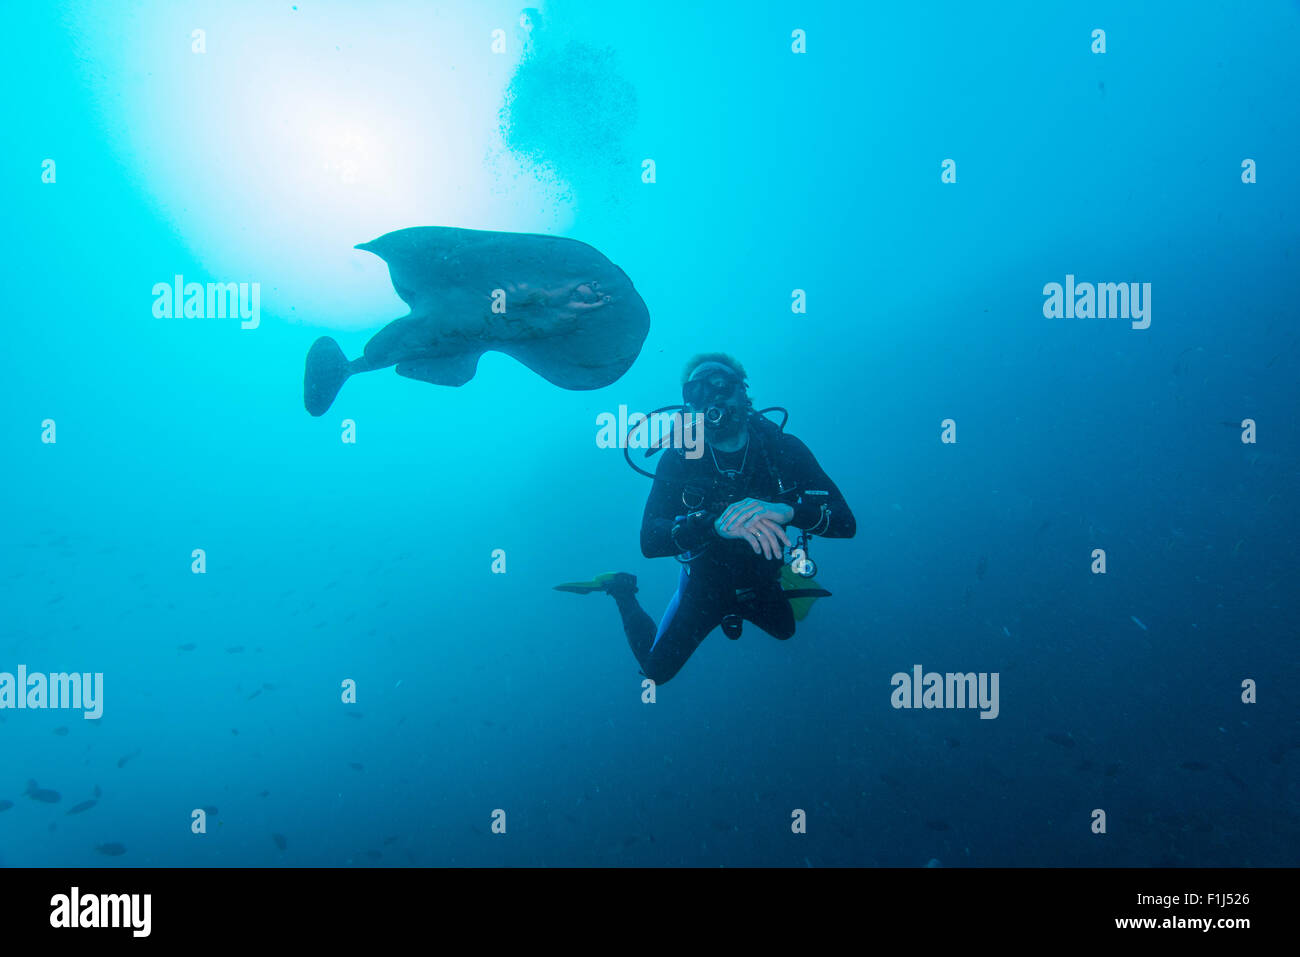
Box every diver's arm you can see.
[782,435,857,538]
[640,455,719,558]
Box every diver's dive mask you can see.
[683,372,743,426]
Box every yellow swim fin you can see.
[553,573,617,595]
[554,572,637,595]
[780,564,832,622]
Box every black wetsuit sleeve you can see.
[782,434,857,538]
[640,452,719,558]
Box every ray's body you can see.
[305,226,650,415]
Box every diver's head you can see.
[681,353,750,440]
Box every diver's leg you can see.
[603,575,658,661]
[742,579,797,641]
[635,570,726,684]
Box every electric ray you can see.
[304,226,650,415]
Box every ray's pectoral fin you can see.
[357,314,485,387]
[395,350,483,387]
[360,315,431,369]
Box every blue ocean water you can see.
[2,0,1297,867]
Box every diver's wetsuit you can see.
[611,414,856,683]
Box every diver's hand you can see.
[718,498,795,528]
[715,499,794,559]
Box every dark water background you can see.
[1,1,1296,866]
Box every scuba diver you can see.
[556,354,856,684]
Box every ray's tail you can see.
[304,336,352,416]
